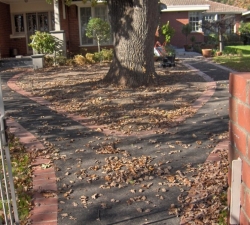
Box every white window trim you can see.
[10,11,54,39]
[188,12,203,33]
[77,4,110,47]
[11,13,26,38]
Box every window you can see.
[203,14,217,23]
[80,6,111,46]
[14,14,25,34]
[189,12,202,32]
[202,14,218,35]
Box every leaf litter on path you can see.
[17,63,207,134]
[9,66,228,223]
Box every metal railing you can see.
[0,78,19,225]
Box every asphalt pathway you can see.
[0,53,232,225]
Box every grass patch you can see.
[213,55,250,72]
[1,132,33,224]
[224,45,250,55]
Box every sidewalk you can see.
[1,52,231,225]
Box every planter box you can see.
[31,54,45,70]
[202,49,212,58]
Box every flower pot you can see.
[31,54,45,70]
[202,49,212,58]
[216,51,222,56]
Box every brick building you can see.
[0,0,248,57]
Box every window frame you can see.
[78,4,111,46]
[188,12,203,33]
[11,13,26,37]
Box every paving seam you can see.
[6,67,227,224]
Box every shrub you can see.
[182,24,192,44]
[56,56,67,66]
[73,54,86,66]
[94,48,113,62]
[65,59,76,66]
[85,53,96,64]
[44,55,54,67]
[101,48,113,61]
[29,31,62,54]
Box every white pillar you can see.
[54,0,61,31]
[52,0,66,57]
[50,30,67,57]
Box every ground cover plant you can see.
[5,132,33,224]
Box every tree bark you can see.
[104,0,159,87]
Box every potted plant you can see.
[160,21,175,45]
[190,36,196,48]
[182,24,192,51]
[29,31,62,69]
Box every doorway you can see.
[26,12,54,54]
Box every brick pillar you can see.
[229,72,250,224]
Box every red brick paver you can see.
[7,118,58,225]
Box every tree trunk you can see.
[104,0,159,87]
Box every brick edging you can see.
[7,118,58,225]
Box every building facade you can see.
[0,0,249,58]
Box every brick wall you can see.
[10,38,27,56]
[229,73,250,224]
[0,2,11,57]
[160,11,204,48]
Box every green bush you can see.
[94,48,113,62]
[102,48,113,61]
[29,31,62,54]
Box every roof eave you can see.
[161,5,210,12]
[204,11,246,14]
[242,11,250,16]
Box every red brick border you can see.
[7,118,58,225]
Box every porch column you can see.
[54,0,61,31]
[52,0,66,57]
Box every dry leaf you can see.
[137,208,143,213]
